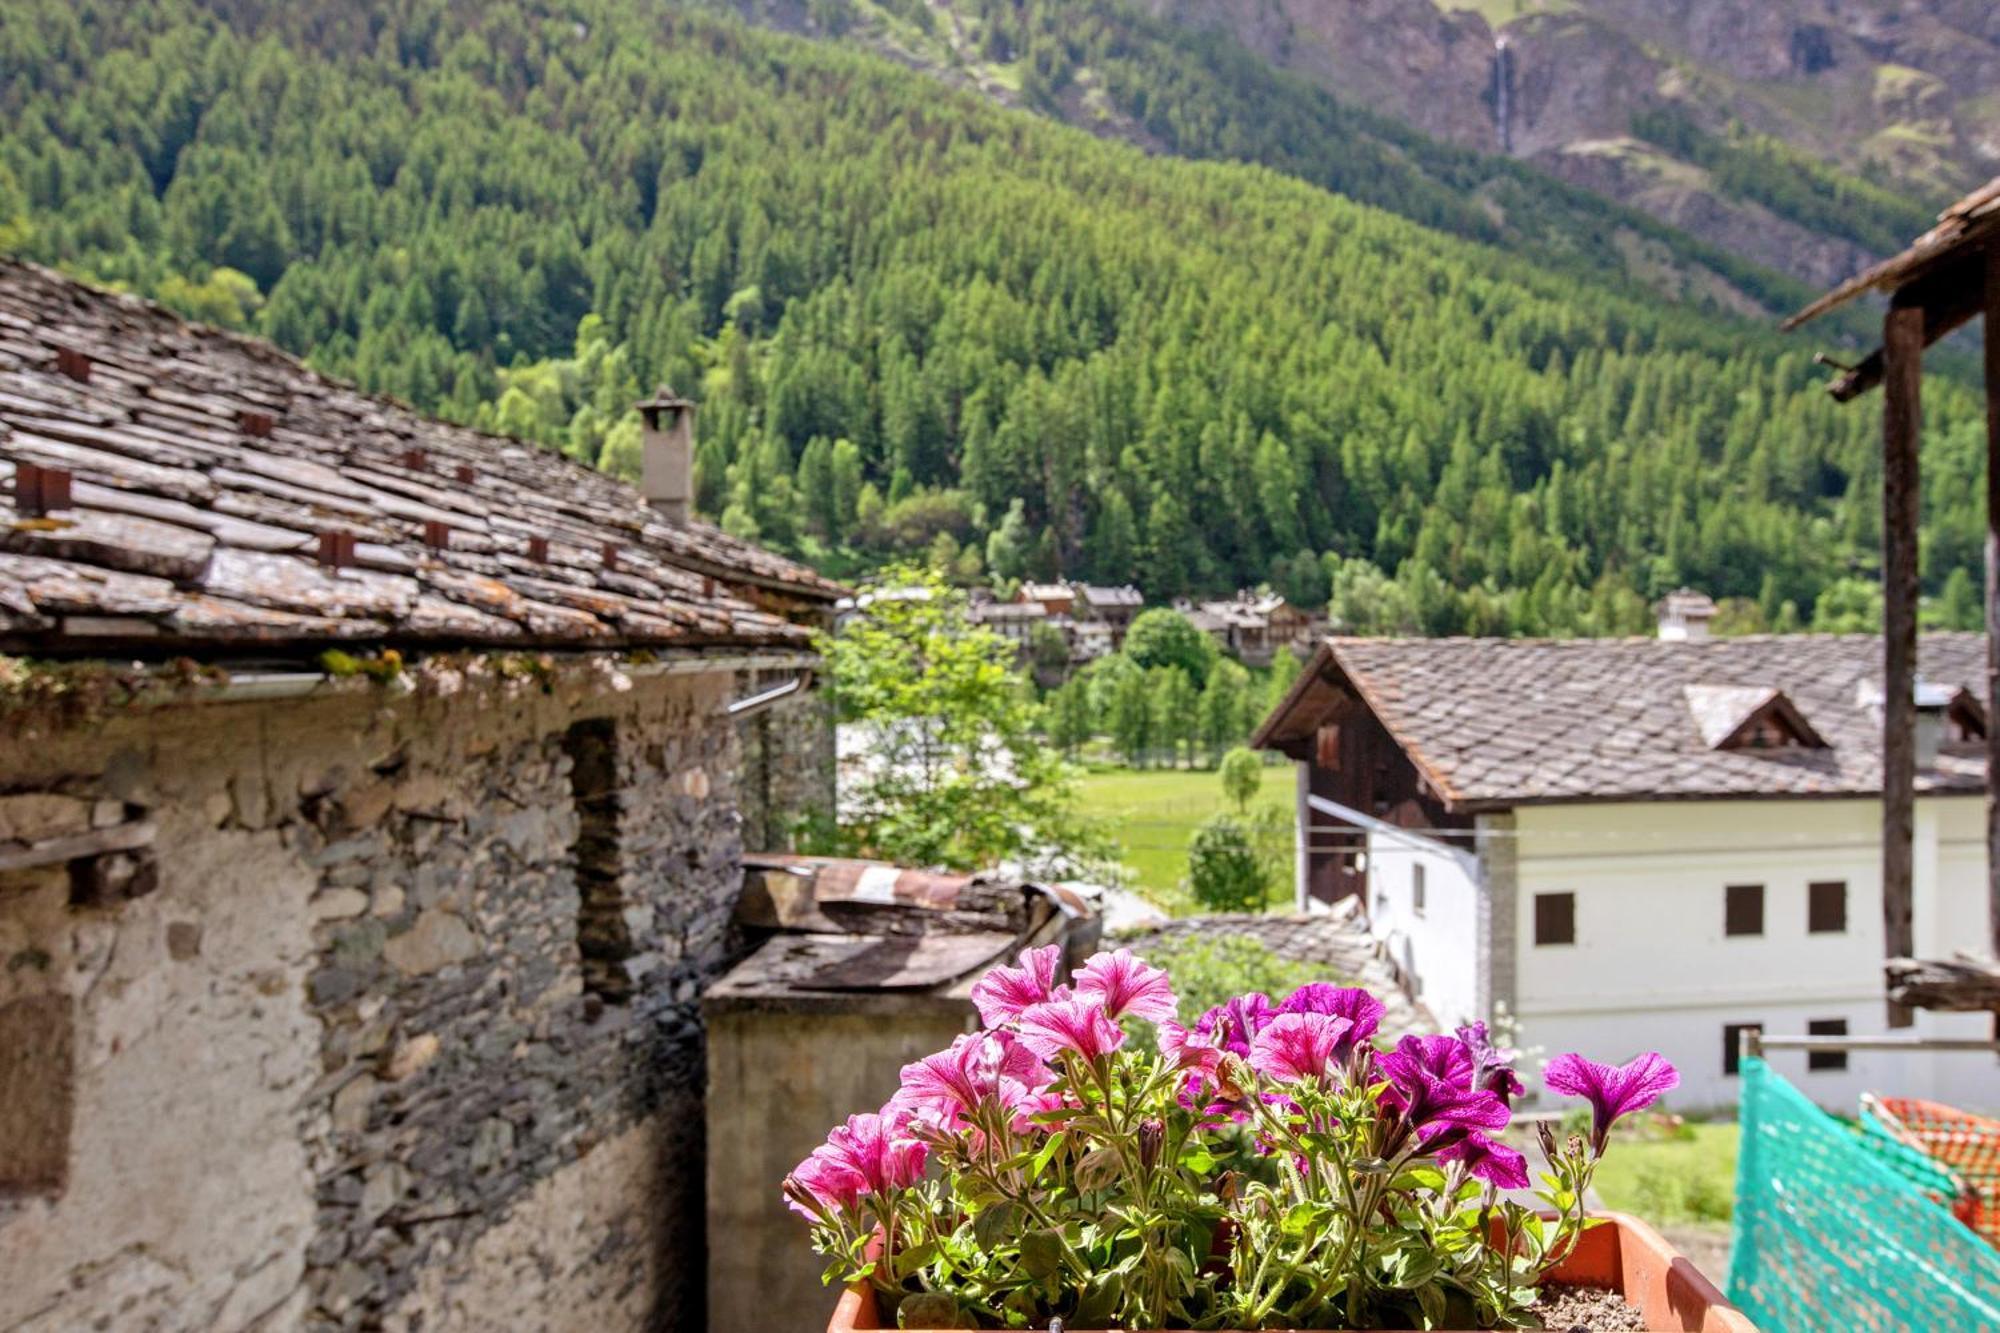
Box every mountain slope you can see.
[0,0,1987,636]
[1134,0,1995,284]
[728,0,1825,313]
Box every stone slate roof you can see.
[0,260,842,656]
[1116,905,1434,1039]
[1262,633,1988,811]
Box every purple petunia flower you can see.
[1378,1035,1511,1143]
[1017,996,1129,1061]
[1279,984,1384,1059]
[1544,1051,1679,1154]
[1438,1131,1529,1190]
[1249,1012,1355,1084]
[1195,992,1276,1057]
[970,944,1067,1028]
[1386,1032,1475,1088]
[895,1031,1052,1127]
[1074,949,1177,1022]
[1455,1022,1527,1103]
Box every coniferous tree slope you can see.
[0,1,1986,633]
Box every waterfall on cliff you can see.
[1492,36,1514,155]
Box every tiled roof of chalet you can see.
[1260,633,1989,810]
[0,260,842,656]
[1077,584,1143,607]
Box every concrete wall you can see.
[1303,793,1483,1027]
[705,1003,973,1333]
[1359,822,1484,1029]
[1509,796,1995,1112]
[0,663,787,1331]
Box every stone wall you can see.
[0,662,782,1331]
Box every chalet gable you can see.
[1684,685,1828,752]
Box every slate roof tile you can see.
[0,259,842,655]
[1288,634,1989,808]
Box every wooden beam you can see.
[1883,302,1924,1028]
[1829,253,1989,402]
[1988,237,2000,966]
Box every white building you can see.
[1254,622,1997,1112]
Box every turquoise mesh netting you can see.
[1727,1057,2000,1331]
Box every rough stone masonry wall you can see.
[0,666,752,1332]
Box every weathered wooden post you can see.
[1987,235,2000,966]
[1882,302,1924,1027]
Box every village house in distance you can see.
[1255,592,1996,1110]
[0,259,842,1330]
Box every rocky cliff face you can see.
[1142,0,2000,283]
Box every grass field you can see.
[1072,763,1293,913]
[1591,1121,1739,1225]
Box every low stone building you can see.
[0,261,841,1330]
[705,856,1098,1333]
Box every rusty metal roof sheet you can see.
[0,260,842,655]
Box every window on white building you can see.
[1723,1022,1762,1076]
[1533,891,1574,946]
[1807,1018,1849,1071]
[1412,864,1426,918]
[1808,881,1847,934]
[1725,883,1764,937]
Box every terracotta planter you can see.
[827,1211,1755,1332]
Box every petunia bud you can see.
[1536,1121,1559,1164]
[1137,1117,1164,1172]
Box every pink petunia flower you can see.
[1016,996,1128,1061]
[970,944,1066,1028]
[896,1031,1053,1126]
[1278,984,1385,1058]
[1158,1020,1226,1077]
[782,1150,866,1222]
[1248,1012,1355,1084]
[1439,1131,1529,1190]
[822,1110,928,1194]
[1544,1051,1679,1154]
[1073,948,1177,1022]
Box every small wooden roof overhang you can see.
[1783,177,2000,399]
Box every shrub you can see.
[1184,813,1268,913]
[1218,745,1262,811]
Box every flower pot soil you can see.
[1530,1285,1644,1332]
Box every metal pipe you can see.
[726,673,810,718]
[176,649,820,707]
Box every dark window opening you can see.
[0,995,73,1197]
[564,718,635,1004]
[1723,1022,1762,1076]
[1725,883,1764,937]
[1808,881,1847,934]
[1412,864,1427,917]
[1807,1018,1849,1071]
[1534,891,1575,946]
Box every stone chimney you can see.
[1656,588,1718,642]
[635,385,695,525]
